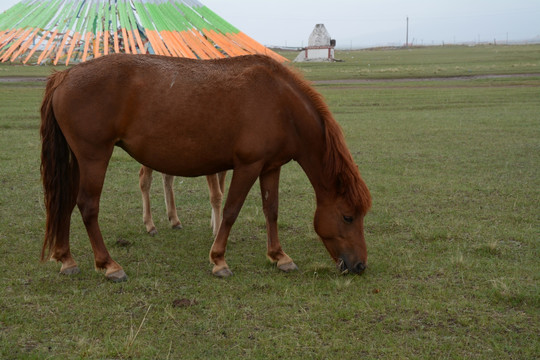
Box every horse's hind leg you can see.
[139,166,158,235]
[77,155,126,282]
[218,171,226,194]
[162,173,182,230]
[206,173,224,236]
[259,168,297,272]
[51,193,80,275]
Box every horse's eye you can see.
[343,215,353,224]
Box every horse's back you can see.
[50,54,310,176]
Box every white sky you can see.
[1,0,539,48]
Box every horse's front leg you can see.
[162,173,182,230]
[209,166,260,277]
[78,157,126,282]
[259,168,298,272]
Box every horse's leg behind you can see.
[47,163,80,275]
[206,172,226,236]
[162,173,182,230]
[77,151,127,282]
[139,165,158,235]
[209,166,261,277]
[259,168,298,272]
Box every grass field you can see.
[0,45,539,359]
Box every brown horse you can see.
[139,166,226,236]
[40,54,371,281]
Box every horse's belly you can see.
[118,139,233,177]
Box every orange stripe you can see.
[146,30,168,56]
[0,28,20,48]
[114,31,120,53]
[41,31,61,63]
[226,32,259,54]
[195,30,227,58]
[126,29,138,54]
[65,32,81,65]
[162,31,185,57]
[10,28,40,62]
[1,28,32,62]
[236,32,289,62]
[104,31,109,55]
[161,31,183,57]
[169,31,197,58]
[120,28,130,53]
[53,31,71,65]
[160,31,183,57]
[132,28,145,53]
[0,28,21,58]
[143,30,160,55]
[180,31,208,59]
[145,30,162,55]
[94,31,102,59]
[23,30,50,64]
[37,29,59,64]
[154,31,172,56]
[181,31,212,59]
[168,31,198,57]
[203,29,244,57]
[81,32,92,62]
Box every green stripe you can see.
[0,0,34,29]
[111,1,118,33]
[125,1,140,32]
[144,3,169,31]
[74,1,92,34]
[161,3,191,32]
[198,6,240,34]
[176,3,213,31]
[132,1,153,30]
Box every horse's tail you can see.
[40,71,79,261]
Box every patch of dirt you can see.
[0,77,46,83]
[172,298,198,308]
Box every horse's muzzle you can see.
[337,257,366,275]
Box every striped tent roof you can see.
[0,0,287,65]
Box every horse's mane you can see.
[259,56,372,214]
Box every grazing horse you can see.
[139,166,226,236]
[40,54,371,281]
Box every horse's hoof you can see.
[148,228,158,236]
[60,265,80,275]
[213,267,233,278]
[278,261,299,272]
[172,224,183,230]
[106,269,128,282]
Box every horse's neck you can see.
[295,124,334,203]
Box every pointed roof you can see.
[0,0,287,65]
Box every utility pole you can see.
[406,17,409,47]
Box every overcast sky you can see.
[1,0,539,48]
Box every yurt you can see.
[0,0,287,65]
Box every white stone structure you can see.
[294,24,335,62]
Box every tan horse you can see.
[40,54,371,281]
[139,166,226,236]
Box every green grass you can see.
[279,44,540,80]
[0,45,539,359]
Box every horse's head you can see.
[314,196,368,275]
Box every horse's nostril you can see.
[354,261,366,273]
